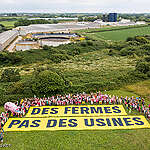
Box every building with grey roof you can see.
[0,30,18,51]
[17,22,100,35]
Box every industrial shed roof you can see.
[0,30,18,45]
[18,22,100,34]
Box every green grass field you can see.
[81,26,150,41]
[0,16,26,28]
[124,80,150,105]
[0,21,16,27]
[2,129,150,150]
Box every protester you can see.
[1,91,150,128]
[0,128,4,143]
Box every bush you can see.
[135,36,149,44]
[120,46,140,56]
[136,61,150,74]
[126,41,140,46]
[50,54,71,63]
[0,94,25,106]
[146,71,150,77]
[144,56,150,62]
[120,47,133,56]
[108,49,119,56]
[133,71,148,80]
[108,42,127,51]
[80,41,87,47]
[31,70,66,96]
[126,37,134,42]
[0,52,22,65]
[43,45,50,50]
[86,40,94,46]
[1,68,20,82]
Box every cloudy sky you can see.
[0,0,150,13]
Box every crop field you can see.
[82,26,150,41]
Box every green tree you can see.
[43,45,50,50]
[136,61,150,74]
[32,70,66,95]
[78,16,84,22]
[126,37,134,42]
[135,36,149,44]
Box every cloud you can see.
[0,0,150,13]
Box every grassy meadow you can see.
[0,16,26,29]
[50,49,136,88]
[78,25,150,41]
[1,129,150,150]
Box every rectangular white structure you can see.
[0,30,18,51]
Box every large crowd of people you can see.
[0,91,150,142]
[16,92,150,119]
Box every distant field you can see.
[0,16,26,28]
[0,21,16,28]
[81,26,150,41]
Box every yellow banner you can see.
[3,116,149,131]
[25,105,127,117]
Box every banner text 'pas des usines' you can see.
[3,105,150,131]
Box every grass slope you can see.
[2,129,150,150]
[124,80,150,105]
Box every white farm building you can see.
[0,30,18,51]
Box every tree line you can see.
[14,19,58,27]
